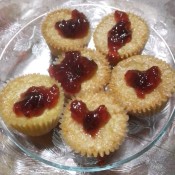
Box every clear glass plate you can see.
[0,3,175,173]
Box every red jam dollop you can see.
[13,84,59,117]
[70,100,111,137]
[125,66,162,98]
[55,9,89,38]
[107,10,132,67]
[48,51,97,94]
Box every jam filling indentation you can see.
[70,100,111,137]
[125,66,162,98]
[48,51,97,94]
[55,9,89,38]
[13,84,59,117]
[107,10,132,67]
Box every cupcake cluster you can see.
[0,8,174,158]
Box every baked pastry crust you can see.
[93,12,149,60]
[109,55,175,116]
[0,74,64,136]
[53,48,111,96]
[41,9,91,56]
[60,91,128,157]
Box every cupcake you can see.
[93,10,149,67]
[49,48,111,96]
[41,9,91,56]
[0,74,64,136]
[60,91,128,157]
[109,55,175,116]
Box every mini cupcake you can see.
[60,91,128,157]
[41,9,91,56]
[109,55,175,116]
[93,10,149,67]
[49,48,111,96]
[0,74,64,136]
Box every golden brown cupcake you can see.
[93,10,149,66]
[41,9,91,56]
[60,91,128,157]
[109,55,175,116]
[49,48,111,96]
[0,74,64,136]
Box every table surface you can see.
[0,0,175,174]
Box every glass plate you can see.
[0,3,175,173]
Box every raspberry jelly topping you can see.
[48,51,97,94]
[125,66,162,98]
[13,84,59,117]
[107,10,132,67]
[70,100,111,137]
[55,9,89,38]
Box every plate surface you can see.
[0,3,175,172]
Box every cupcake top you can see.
[0,74,64,136]
[109,55,175,115]
[93,10,149,66]
[49,48,111,96]
[41,9,91,53]
[60,91,128,157]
